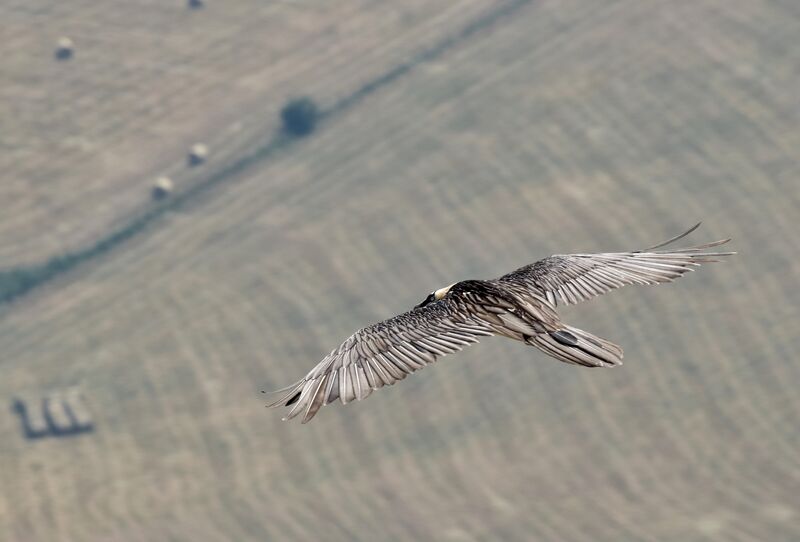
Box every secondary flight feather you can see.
[265,223,733,423]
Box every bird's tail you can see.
[528,325,623,368]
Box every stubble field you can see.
[1,1,798,540]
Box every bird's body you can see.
[266,223,733,422]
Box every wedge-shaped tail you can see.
[528,326,623,368]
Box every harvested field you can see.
[0,0,504,265]
[1,0,798,540]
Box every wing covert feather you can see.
[266,292,497,423]
[499,224,734,306]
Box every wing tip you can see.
[263,380,305,409]
[268,376,332,423]
[639,222,703,252]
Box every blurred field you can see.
[0,0,501,265]
[1,0,799,541]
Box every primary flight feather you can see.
[265,223,733,423]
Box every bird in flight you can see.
[266,223,733,423]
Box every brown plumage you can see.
[265,223,734,423]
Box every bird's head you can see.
[415,283,455,309]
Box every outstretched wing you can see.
[265,287,513,423]
[499,223,734,307]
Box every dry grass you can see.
[0,0,499,265]
[1,0,798,540]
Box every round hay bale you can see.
[152,176,174,200]
[55,37,74,61]
[188,143,208,166]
